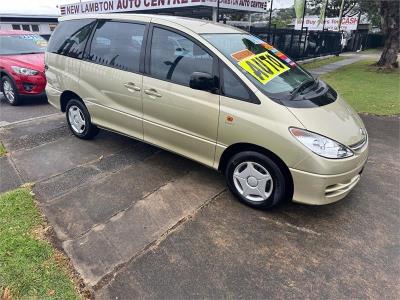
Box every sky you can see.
[0,0,294,15]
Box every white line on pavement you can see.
[0,113,61,128]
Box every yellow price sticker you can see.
[238,52,290,84]
[37,40,48,47]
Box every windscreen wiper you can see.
[290,78,317,100]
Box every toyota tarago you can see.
[45,14,368,209]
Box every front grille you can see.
[349,135,367,152]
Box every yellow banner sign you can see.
[238,52,290,84]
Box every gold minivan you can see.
[45,14,368,209]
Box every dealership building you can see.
[0,13,58,40]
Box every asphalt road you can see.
[0,93,58,126]
[0,100,399,299]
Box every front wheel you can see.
[66,99,99,139]
[2,76,20,105]
[225,151,291,209]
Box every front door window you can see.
[149,27,213,86]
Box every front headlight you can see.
[11,66,39,76]
[290,127,353,159]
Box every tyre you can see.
[225,151,290,209]
[2,76,21,105]
[66,99,99,139]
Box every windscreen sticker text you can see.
[11,35,48,48]
[238,52,290,84]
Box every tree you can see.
[274,8,296,28]
[308,0,380,26]
[377,0,399,68]
[358,0,380,27]
[308,0,358,17]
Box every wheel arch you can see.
[218,143,294,196]
[0,70,16,92]
[0,70,13,80]
[60,90,84,112]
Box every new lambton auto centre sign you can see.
[60,0,268,15]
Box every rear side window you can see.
[149,27,213,86]
[87,21,145,73]
[47,19,95,59]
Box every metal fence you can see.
[246,26,342,60]
[346,32,383,51]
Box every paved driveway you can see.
[0,102,399,298]
[0,93,57,126]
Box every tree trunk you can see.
[377,0,399,68]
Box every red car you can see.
[0,30,48,105]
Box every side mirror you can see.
[189,72,218,93]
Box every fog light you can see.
[23,83,35,91]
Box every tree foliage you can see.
[308,0,380,27]
[274,8,296,28]
[308,0,358,17]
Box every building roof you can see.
[60,13,244,34]
[0,14,59,19]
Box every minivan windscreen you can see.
[202,33,334,105]
[0,34,47,55]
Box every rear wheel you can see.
[2,76,20,105]
[66,99,99,139]
[225,151,290,209]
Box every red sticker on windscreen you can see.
[231,49,254,61]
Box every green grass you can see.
[321,60,400,115]
[360,48,382,54]
[0,142,6,157]
[300,55,346,70]
[0,188,80,299]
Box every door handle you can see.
[144,88,162,98]
[123,82,141,92]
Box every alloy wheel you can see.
[3,80,15,103]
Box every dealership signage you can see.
[60,0,268,15]
[294,16,359,32]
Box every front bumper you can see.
[290,157,367,205]
[15,73,46,95]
